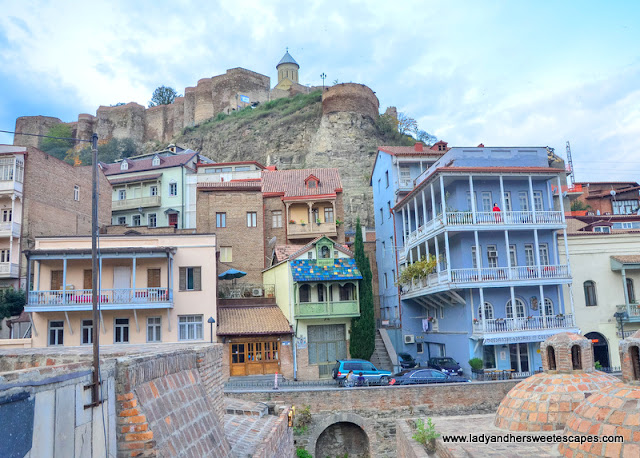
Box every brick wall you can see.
[251,407,294,457]
[322,83,380,120]
[14,115,63,147]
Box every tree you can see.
[350,218,376,360]
[0,288,26,321]
[74,137,138,165]
[417,130,437,146]
[397,112,418,136]
[148,85,181,107]
[571,200,592,212]
[40,123,75,161]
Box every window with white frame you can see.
[117,216,126,225]
[613,200,640,215]
[509,245,517,267]
[503,192,512,211]
[399,167,411,185]
[169,182,178,196]
[220,246,232,262]
[247,211,257,227]
[114,318,129,343]
[416,342,424,354]
[147,317,161,342]
[524,244,535,266]
[272,210,283,228]
[132,215,141,226]
[150,186,158,196]
[584,280,597,306]
[118,189,126,200]
[81,320,93,345]
[0,158,14,181]
[74,185,80,201]
[15,159,24,182]
[148,213,157,228]
[506,298,526,318]
[544,298,554,317]
[471,245,479,269]
[594,226,611,233]
[178,315,203,341]
[478,302,494,320]
[324,206,334,223]
[539,244,550,265]
[179,267,201,291]
[48,320,64,346]
[2,209,11,222]
[481,192,492,212]
[120,161,128,170]
[152,155,160,166]
[519,191,529,211]
[487,245,498,268]
[0,249,9,263]
[533,191,543,212]
[466,191,477,211]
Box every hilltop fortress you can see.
[14,50,380,148]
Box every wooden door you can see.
[169,213,178,227]
[229,339,281,376]
[51,270,63,290]
[83,270,92,290]
[230,343,246,376]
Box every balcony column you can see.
[479,288,486,331]
[307,202,313,227]
[504,230,511,279]
[434,235,441,273]
[474,230,482,278]
[562,228,571,276]
[9,195,16,263]
[421,188,428,227]
[285,202,291,225]
[36,260,40,290]
[556,176,567,221]
[468,176,477,224]
[62,258,67,304]
[510,286,516,319]
[413,196,419,232]
[557,285,564,316]
[499,176,507,219]
[331,201,336,223]
[444,233,451,281]
[539,285,546,327]
[131,257,136,300]
[622,268,631,316]
[528,176,537,223]
[430,183,437,217]
[569,284,575,318]
[546,181,554,211]
[416,242,421,260]
[533,229,542,278]
[401,207,407,245]
[439,175,447,222]
[25,254,31,300]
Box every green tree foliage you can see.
[570,200,592,212]
[397,112,418,135]
[73,138,138,165]
[350,218,376,360]
[397,255,437,286]
[40,124,75,161]
[0,288,26,320]
[148,85,181,107]
[417,130,437,146]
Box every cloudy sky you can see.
[1,0,638,181]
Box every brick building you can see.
[571,181,640,216]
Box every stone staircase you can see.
[370,329,394,371]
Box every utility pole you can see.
[566,141,575,188]
[320,73,326,90]
[90,133,101,407]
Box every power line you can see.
[0,129,92,143]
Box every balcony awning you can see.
[291,259,362,282]
[108,173,162,186]
[24,246,176,260]
[217,306,292,336]
[479,327,580,345]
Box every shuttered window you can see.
[83,270,92,290]
[179,267,201,291]
[147,268,161,288]
[51,270,63,290]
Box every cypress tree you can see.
[350,218,375,360]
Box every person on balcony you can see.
[492,203,502,222]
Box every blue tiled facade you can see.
[291,258,362,282]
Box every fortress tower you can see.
[274,48,300,91]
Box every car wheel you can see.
[380,376,389,385]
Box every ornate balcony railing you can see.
[27,287,172,307]
[288,221,337,237]
[294,300,360,318]
[472,314,576,333]
[112,195,161,210]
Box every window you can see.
[627,278,636,303]
[324,207,334,223]
[114,318,129,343]
[381,240,386,258]
[506,298,526,318]
[621,222,634,229]
[399,167,411,185]
[380,208,384,223]
[0,158,15,181]
[377,179,381,193]
[339,283,355,301]
[152,155,160,166]
[503,192,512,211]
[385,171,389,188]
[51,270,63,290]
[481,192,492,212]
[317,284,325,302]
[483,345,497,369]
[466,191,477,211]
[1,209,11,222]
[539,244,550,265]
[179,267,201,291]
[178,315,203,341]
[392,269,396,283]
[471,246,479,269]
[533,191,543,212]
[147,268,161,288]
[48,321,64,346]
[544,298,554,317]
[307,251,313,259]
[216,212,226,228]
[416,342,424,354]
[519,191,529,211]
[321,246,330,258]
[524,244,535,267]
[117,216,126,225]
[118,189,126,200]
[0,249,9,263]
[272,211,283,228]
[384,272,388,289]
[613,200,640,215]
[509,245,517,267]
[299,284,310,302]
[487,245,498,268]
[307,180,317,189]
[74,185,79,201]
[150,186,158,196]
[247,212,257,227]
[169,182,177,196]
[81,320,92,345]
[148,213,156,228]
[478,302,494,320]
[83,269,92,289]
[132,215,141,226]
[594,226,611,233]
[120,161,128,170]
[147,317,161,342]
[584,280,597,306]
[387,201,392,218]
[220,247,232,262]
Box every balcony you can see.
[112,195,161,211]
[294,300,360,319]
[0,262,19,278]
[0,180,23,194]
[288,221,337,239]
[401,265,571,298]
[0,222,20,238]
[218,283,275,300]
[25,287,173,312]
[615,304,640,322]
[473,314,576,334]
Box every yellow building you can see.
[274,49,300,91]
[24,233,217,347]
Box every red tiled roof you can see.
[261,168,342,198]
[378,145,446,157]
[102,152,199,176]
[108,173,162,185]
[216,306,291,335]
[275,245,306,262]
[611,255,640,264]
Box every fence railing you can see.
[218,284,275,299]
[472,314,576,333]
[27,287,172,306]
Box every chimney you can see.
[414,142,424,152]
[477,143,485,147]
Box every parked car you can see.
[428,357,464,376]
[332,359,392,386]
[390,368,469,385]
[397,352,418,369]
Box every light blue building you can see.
[375,145,577,375]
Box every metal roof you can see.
[277,51,299,68]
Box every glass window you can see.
[524,244,535,266]
[118,189,126,200]
[506,298,526,318]
[220,247,232,262]
[0,249,9,263]
[0,158,15,181]
[612,200,640,215]
[519,191,529,211]
[150,186,158,196]
[503,192,512,211]
[594,226,611,233]
[147,317,161,342]
[385,171,389,187]
[132,215,141,226]
[152,156,160,166]
[471,245,479,269]
[339,283,355,301]
[416,342,424,354]
[216,212,226,228]
[120,161,128,170]
[48,320,64,346]
[478,302,494,320]
[383,272,388,289]
[299,284,310,302]
[114,318,129,343]
[148,213,156,228]
[584,280,597,306]
[627,278,635,303]
[539,244,550,265]
[509,245,517,267]
[483,345,497,369]
[317,284,325,302]
[481,192,492,212]
[178,315,203,341]
[117,216,126,225]
[179,267,201,291]
[324,207,334,223]
[466,191,477,211]
[247,212,257,227]
[544,298,554,316]
[81,319,92,345]
[74,185,79,201]
[380,208,384,223]
[487,245,498,268]
[533,191,543,212]
[169,182,178,196]
[272,211,282,228]
[2,209,12,222]
[381,240,386,258]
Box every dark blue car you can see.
[390,368,469,385]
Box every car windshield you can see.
[435,358,457,367]
[399,354,413,361]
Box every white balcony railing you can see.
[0,222,21,237]
[27,287,172,306]
[0,262,19,277]
[112,195,161,210]
[473,314,576,333]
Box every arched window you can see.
[317,284,326,302]
[631,346,640,381]
[120,160,128,170]
[339,283,355,301]
[477,302,494,320]
[152,155,160,166]
[627,278,636,303]
[571,345,582,370]
[544,298,554,317]
[547,346,557,370]
[299,284,310,303]
[506,298,525,319]
[584,280,597,306]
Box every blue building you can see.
[376,145,577,375]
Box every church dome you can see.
[276,50,299,68]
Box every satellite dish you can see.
[610,190,617,196]
[267,236,277,249]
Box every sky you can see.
[0,0,639,182]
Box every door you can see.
[230,343,246,376]
[509,343,530,373]
[229,339,280,376]
[113,266,131,302]
[169,213,178,228]
[308,324,347,378]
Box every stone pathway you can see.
[434,414,559,457]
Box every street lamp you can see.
[320,73,326,90]
[207,316,215,343]
[614,311,629,340]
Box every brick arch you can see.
[307,412,375,457]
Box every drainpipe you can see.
[293,319,298,381]
[181,164,185,228]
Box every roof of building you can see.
[378,142,449,157]
[109,173,163,186]
[101,151,199,176]
[261,168,342,199]
[610,255,640,264]
[196,161,266,170]
[216,306,291,336]
[274,245,306,262]
[277,51,299,68]
[197,180,262,191]
[291,258,362,282]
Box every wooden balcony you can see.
[112,195,161,211]
[294,300,359,319]
[288,221,337,239]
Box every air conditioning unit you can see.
[587,211,595,216]
[487,249,498,258]
[604,212,611,215]
[404,334,415,344]
[252,288,263,297]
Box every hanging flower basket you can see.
[289,220,296,224]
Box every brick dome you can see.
[559,331,640,457]
[495,333,619,432]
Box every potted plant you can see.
[289,219,295,224]
[300,220,306,226]
[335,219,343,226]
[316,218,321,225]
[469,357,483,371]
[473,318,479,324]
[427,316,436,323]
